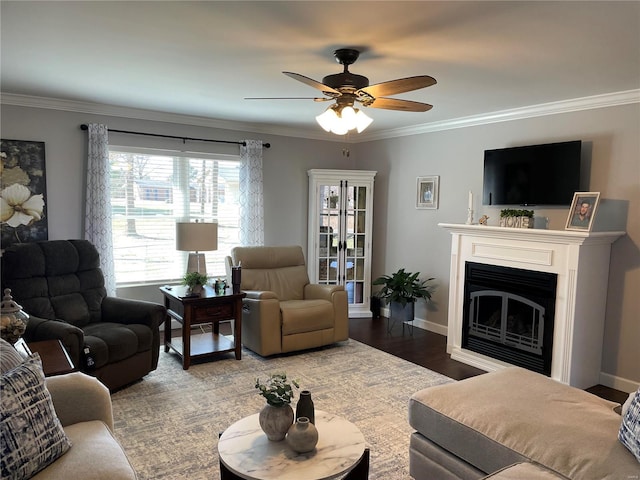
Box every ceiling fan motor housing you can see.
[324,48,370,91]
[322,72,369,91]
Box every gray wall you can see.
[1,102,638,390]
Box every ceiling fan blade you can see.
[367,97,433,112]
[283,72,341,95]
[359,76,436,98]
[245,97,332,102]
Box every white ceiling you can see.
[1,1,639,139]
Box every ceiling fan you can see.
[248,48,437,135]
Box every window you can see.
[109,147,240,285]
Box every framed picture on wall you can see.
[565,192,600,231]
[0,139,48,247]
[416,176,439,209]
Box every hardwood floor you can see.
[349,316,629,404]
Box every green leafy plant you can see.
[500,209,534,218]
[373,268,434,307]
[255,373,300,407]
[181,271,208,288]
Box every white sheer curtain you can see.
[239,139,264,245]
[85,123,116,295]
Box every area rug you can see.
[111,339,453,479]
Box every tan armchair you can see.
[226,245,348,356]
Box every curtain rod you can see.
[80,124,270,148]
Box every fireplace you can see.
[439,223,623,388]
[462,262,556,376]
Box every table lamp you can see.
[176,220,218,275]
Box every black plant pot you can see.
[388,301,415,335]
[370,296,381,319]
[390,301,415,322]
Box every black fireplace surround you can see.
[462,262,557,376]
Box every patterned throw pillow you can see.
[619,387,640,463]
[1,354,72,479]
[0,338,24,374]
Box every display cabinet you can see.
[307,169,376,317]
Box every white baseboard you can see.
[599,372,639,394]
[379,307,448,336]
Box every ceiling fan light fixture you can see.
[316,107,338,132]
[330,118,349,135]
[355,109,373,133]
[341,106,357,130]
[316,104,373,135]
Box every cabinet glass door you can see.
[344,185,367,306]
[317,183,341,285]
[308,170,375,318]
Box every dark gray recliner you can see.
[1,240,166,391]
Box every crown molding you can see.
[356,89,640,142]
[2,89,638,143]
[0,92,330,141]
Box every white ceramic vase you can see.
[259,403,294,441]
[286,417,319,453]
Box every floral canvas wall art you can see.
[1,139,48,248]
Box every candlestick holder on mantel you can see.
[466,208,474,225]
[466,190,474,225]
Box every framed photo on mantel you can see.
[565,192,600,232]
[416,176,439,209]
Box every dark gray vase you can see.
[296,390,315,424]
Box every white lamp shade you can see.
[355,110,373,133]
[316,105,373,135]
[176,222,218,252]
[330,121,349,135]
[316,108,338,132]
[341,106,357,130]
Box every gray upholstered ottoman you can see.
[408,367,638,480]
[482,462,568,480]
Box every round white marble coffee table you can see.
[218,410,367,480]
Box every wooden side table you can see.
[27,339,76,377]
[160,285,245,370]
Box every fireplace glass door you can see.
[463,262,556,376]
[469,290,545,356]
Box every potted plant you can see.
[181,271,208,294]
[372,268,434,326]
[499,209,534,228]
[255,373,299,441]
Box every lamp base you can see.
[187,252,207,275]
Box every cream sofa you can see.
[408,367,639,480]
[226,245,349,356]
[1,337,137,479]
[33,372,137,479]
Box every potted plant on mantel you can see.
[373,268,434,327]
[499,209,534,229]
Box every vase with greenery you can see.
[181,271,208,294]
[255,373,299,441]
[372,269,434,329]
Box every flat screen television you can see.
[482,140,582,206]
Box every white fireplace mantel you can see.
[439,223,625,389]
